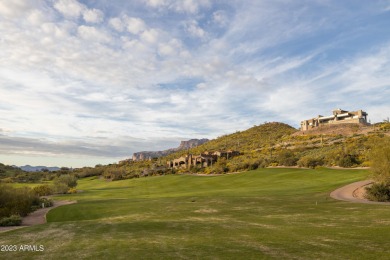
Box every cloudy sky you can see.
[1,0,389,167]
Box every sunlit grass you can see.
[1,168,390,259]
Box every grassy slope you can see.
[2,168,390,259]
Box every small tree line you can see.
[0,174,77,226]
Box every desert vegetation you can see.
[0,173,77,226]
[2,122,388,183]
[0,184,53,226]
[365,135,390,201]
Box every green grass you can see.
[1,168,390,259]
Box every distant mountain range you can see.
[17,165,61,172]
[132,138,209,161]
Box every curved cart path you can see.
[330,180,390,205]
[0,200,76,233]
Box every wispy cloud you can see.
[0,0,389,166]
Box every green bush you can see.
[54,183,70,194]
[68,188,78,194]
[0,185,39,218]
[0,215,22,226]
[33,184,54,196]
[276,150,298,166]
[251,162,261,170]
[55,174,78,188]
[297,156,324,169]
[40,197,53,207]
[338,154,359,168]
[365,183,390,202]
[368,136,390,184]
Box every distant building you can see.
[167,150,240,169]
[300,109,369,131]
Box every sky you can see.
[1,0,390,168]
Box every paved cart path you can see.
[0,200,76,233]
[330,180,390,205]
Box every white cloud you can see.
[175,0,205,13]
[144,0,168,8]
[144,0,210,14]
[338,46,390,91]
[54,0,85,18]
[140,29,159,43]
[186,20,206,38]
[263,85,315,121]
[158,39,182,56]
[1,0,390,167]
[27,9,49,25]
[125,17,147,34]
[77,25,110,43]
[40,22,71,39]
[109,17,124,32]
[0,0,38,17]
[83,8,104,23]
[212,10,228,27]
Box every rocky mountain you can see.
[132,139,209,161]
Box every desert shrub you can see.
[277,150,298,166]
[0,178,13,183]
[104,168,124,180]
[365,183,390,202]
[0,215,22,226]
[53,183,69,194]
[368,136,390,184]
[212,158,229,173]
[297,156,324,168]
[68,188,78,194]
[249,161,259,170]
[379,122,390,131]
[33,184,54,196]
[75,167,104,178]
[55,174,77,188]
[255,158,270,168]
[0,184,39,218]
[40,197,53,207]
[324,148,342,166]
[338,154,359,168]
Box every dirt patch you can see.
[0,200,76,233]
[326,166,370,170]
[194,208,218,213]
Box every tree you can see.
[369,136,390,184]
[277,150,298,166]
[55,174,78,188]
[213,157,229,173]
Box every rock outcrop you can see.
[132,139,209,161]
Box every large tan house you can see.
[300,109,369,131]
[167,150,240,169]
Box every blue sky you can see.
[0,0,389,167]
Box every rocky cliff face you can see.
[132,138,209,161]
[177,139,209,149]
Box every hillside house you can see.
[167,150,240,169]
[300,109,369,131]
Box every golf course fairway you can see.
[1,168,390,259]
